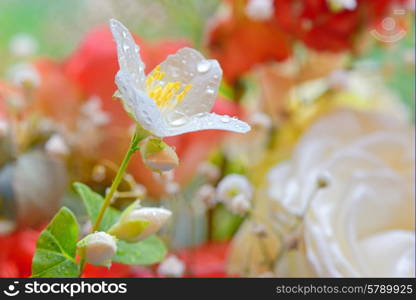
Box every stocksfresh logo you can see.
[3,281,20,297]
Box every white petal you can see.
[161,112,251,137]
[109,19,146,90]
[115,70,167,136]
[150,47,222,116]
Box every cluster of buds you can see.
[79,201,171,267]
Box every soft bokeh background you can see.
[0,0,414,278]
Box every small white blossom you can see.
[9,33,38,57]
[82,232,117,267]
[197,184,217,208]
[81,96,111,126]
[229,194,251,216]
[110,19,250,138]
[245,0,274,21]
[197,162,221,182]
[216,174,253,203]
[6,63,40,89]
[45,134,69,157]
[157,255,185,277]
[216,174,253,215]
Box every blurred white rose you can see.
[268,109,415,277]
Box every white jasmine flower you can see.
[157,255,185,277]
[9,33,38,57]
[245,0,274,21]
[327,0,357,12]
[45,134,69,157]
[109,19,250,138]
[80,232,117,267]
[6,63,40,89]
[108,201,172,242]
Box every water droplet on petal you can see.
[221,116,230,123]
[195,113,206,118]
[206,88,215,95]
[167,111,188,127]
[197,60,211,73]
[123,44,130,51]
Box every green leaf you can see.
[31,207,79,278]
[114,235,167,265]
[73,182,119,231]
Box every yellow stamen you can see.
[146,65,192,108]
[176,84,193,103]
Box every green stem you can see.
[78,125,149,277]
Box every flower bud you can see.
[108,201,172,242]
[216,174,253,203]
[140,137,179,172]
[78,232,117,267]
[229,194,251,216]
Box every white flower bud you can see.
[197,162,220,182]
[197,184,217,208]
[245,0,274,21]
[108,201,172,242]
[80,232,117,267]
[157,255,185,277]
[140,137,179,172]
[45,134,69,157]
[229,194,251,216]
[216,174,253,204]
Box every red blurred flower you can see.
[32,59,83,128]
[274,0,409,52]
[176,242,231,277]
[82,263,132,278]
[132,242,232,278]
[207,0,292,83]
[0,229,40,277]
